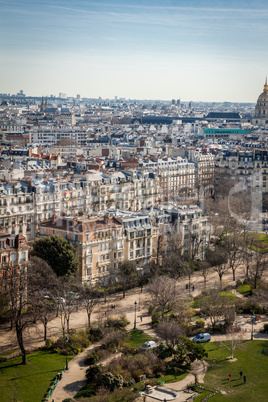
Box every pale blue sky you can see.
[1,0,268,101]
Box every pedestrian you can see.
[239,371,243,379]
[243,375,247,384]
[140,315,143,322]
[228,373,232,382]
[192,285,195,291]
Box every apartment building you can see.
[187,149,215,196]
[39,215,124,283]
[115,212,156,266]
[140,157,195,201]
[215,149,268,207]
[0,232,29,292]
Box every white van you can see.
[140,341,156,350]
[193,333,211,343]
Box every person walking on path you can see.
[239,371,243,379]
[228,373,232,383]
[140,315,143,322]
[243,375,247,384]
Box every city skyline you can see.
[1,0,268,102]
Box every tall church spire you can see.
[264,77,268,93]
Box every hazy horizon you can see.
[1,0,268,103]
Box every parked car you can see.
[139,341,156,350]
[193,333,211,343]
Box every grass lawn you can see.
[245,233,268,253]
[237,284,252,297]
[202,340,268,401]
[126,329,153,348]
[158,370,188,384]
[0,350,67,402]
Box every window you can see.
[86,256,92,264]
[87,268,92,276]
[20,252,26,262]
[99,244,101,252]
[87,246,91,254]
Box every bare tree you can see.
[205,246,229,288]
[199,288,235,327]
[241,236,254,278]
[4,264,34,364]
[199,260,210,288]
[27,257,58,340]
[155,320,185,347]
[80,284,101,328]
[55,278,78,336]
[147,276,180,320]
[220,328,243,359]
[249,251,267,289]
[118,260,136,298]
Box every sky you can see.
[1,0,268,102]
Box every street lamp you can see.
[65,336,69,370]
[251,312,255,341]
[134,301,137,330]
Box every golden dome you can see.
[257,78,268,101]
[264,77,268,93]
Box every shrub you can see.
[155,343,174,359]
[263,323,268,333]
[106,315,129,329]
[236,279,242,288]
[69,330,90,350]
[44,338,55,349]
[85,353,99,366]
[96,348,109,360]
[238,300,265,314]
[100,372,116,390]
[101,329,129,350]
[86,364,103,384]
[89,323,105,342]
[151,311,161,325]
[123,377,136,387]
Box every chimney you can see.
[104,213,110,224]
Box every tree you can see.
[220,328,243,359]
[4,264,35,364]
[55,278,78,336]
[80,284,101,328]
[249,250,267,289]
[162,232,186,279]
[199,288,235,327]
[199,260,210,288]
[28,257,58,340]
[172,336,208,369]
[147,276,180,320]
[205,246,229,288]
[118,260,136,298]
[155,321,185,347]
[241,235,254,278]
[31,235,79,277]
[0,291,10,325]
